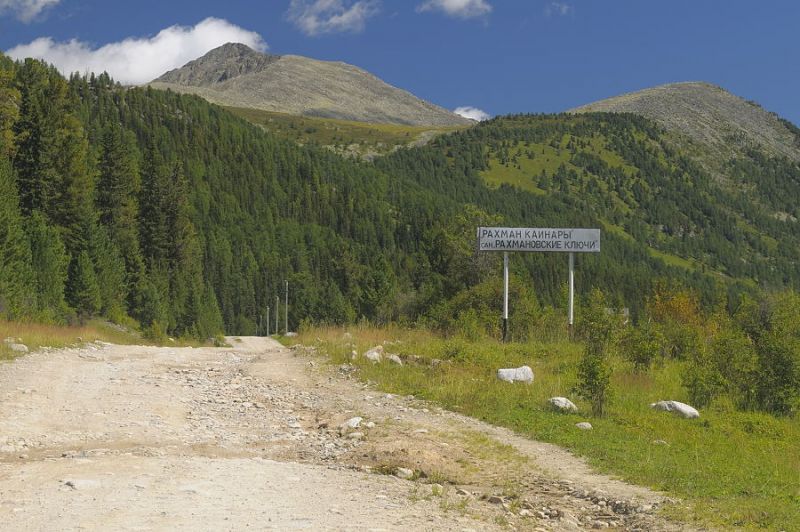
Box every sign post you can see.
[284,280,289,335]
[503,252,509,342]
[266,306,270,336]
[477,227,600,340]
[568,252,575,337]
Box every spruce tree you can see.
[68,250,101,321]
[96,125,145,308]
[0,57,20,158]
[91,226,127,321]
[0,155,34,318]
[26,211,69,320]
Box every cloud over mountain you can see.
[6,17,266,85]
[0,0,59,22]
[544,2,573,17]
[454,106,490,121]
[287,0,380,36]
[416,0,492,19]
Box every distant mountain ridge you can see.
[570,82,800,164]
[151,43,471,127]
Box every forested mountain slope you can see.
[2,53,799,337]
[570,82,800,175]
[415,113,800,287]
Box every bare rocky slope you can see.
[570,81,800,163]
[150,43,472,127]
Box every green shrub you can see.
[619,320,666,372]
[575,289,615,416]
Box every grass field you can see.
[225,106,465,157]
[289,326,800,530]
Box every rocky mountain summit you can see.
[570,81,800,163]
[151,43,471,127]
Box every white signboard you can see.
[477,227,600,253]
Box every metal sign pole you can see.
[275,296,279,334]
[266,306,270,336]
[284,280,289,335]
[503,252,509,342]
[568,252,575,337]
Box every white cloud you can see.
[287,0,381,36]
[544,2,573,17]
[416,0,492,19]
[0,0,59,22]
[454,106,490,121]
[6,17,267,85]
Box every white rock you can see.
[350,350,358,360]
[387,354,403,365]
[575,422,593,430]
[365,421,376,429]
[650,400,700,419]
[497,366,534,384]
[549,397,578,412]
[364,346,383,363]
[341,417,363,430]
[8,344,28,353]
[286,332,298,337]
[395,467,414,479]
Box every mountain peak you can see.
[570,81,800,161]
[155,43,281,86]
[150,45,471,127]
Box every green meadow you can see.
[289,325,800,531]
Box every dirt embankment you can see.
[0,337,691,531]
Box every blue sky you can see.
[1,0,798,124]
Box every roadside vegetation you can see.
[291,285,800,530]
[0,318,146,360]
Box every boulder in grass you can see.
[548,397,578,413]
[363,345,383,363]
[9,343,28,353]
[575,422,593,430]
[650,400,700,419]
[497,366,534,384]
[387,354,403,365]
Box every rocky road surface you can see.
[0,337,692,531]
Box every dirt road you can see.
[0,337,689,531]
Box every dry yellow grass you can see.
[0,319,147,360]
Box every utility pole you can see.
[284,280,289,335]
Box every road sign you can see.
[477,227,600,253]
[477,227,601,341]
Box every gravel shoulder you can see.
[0,337,693,531]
